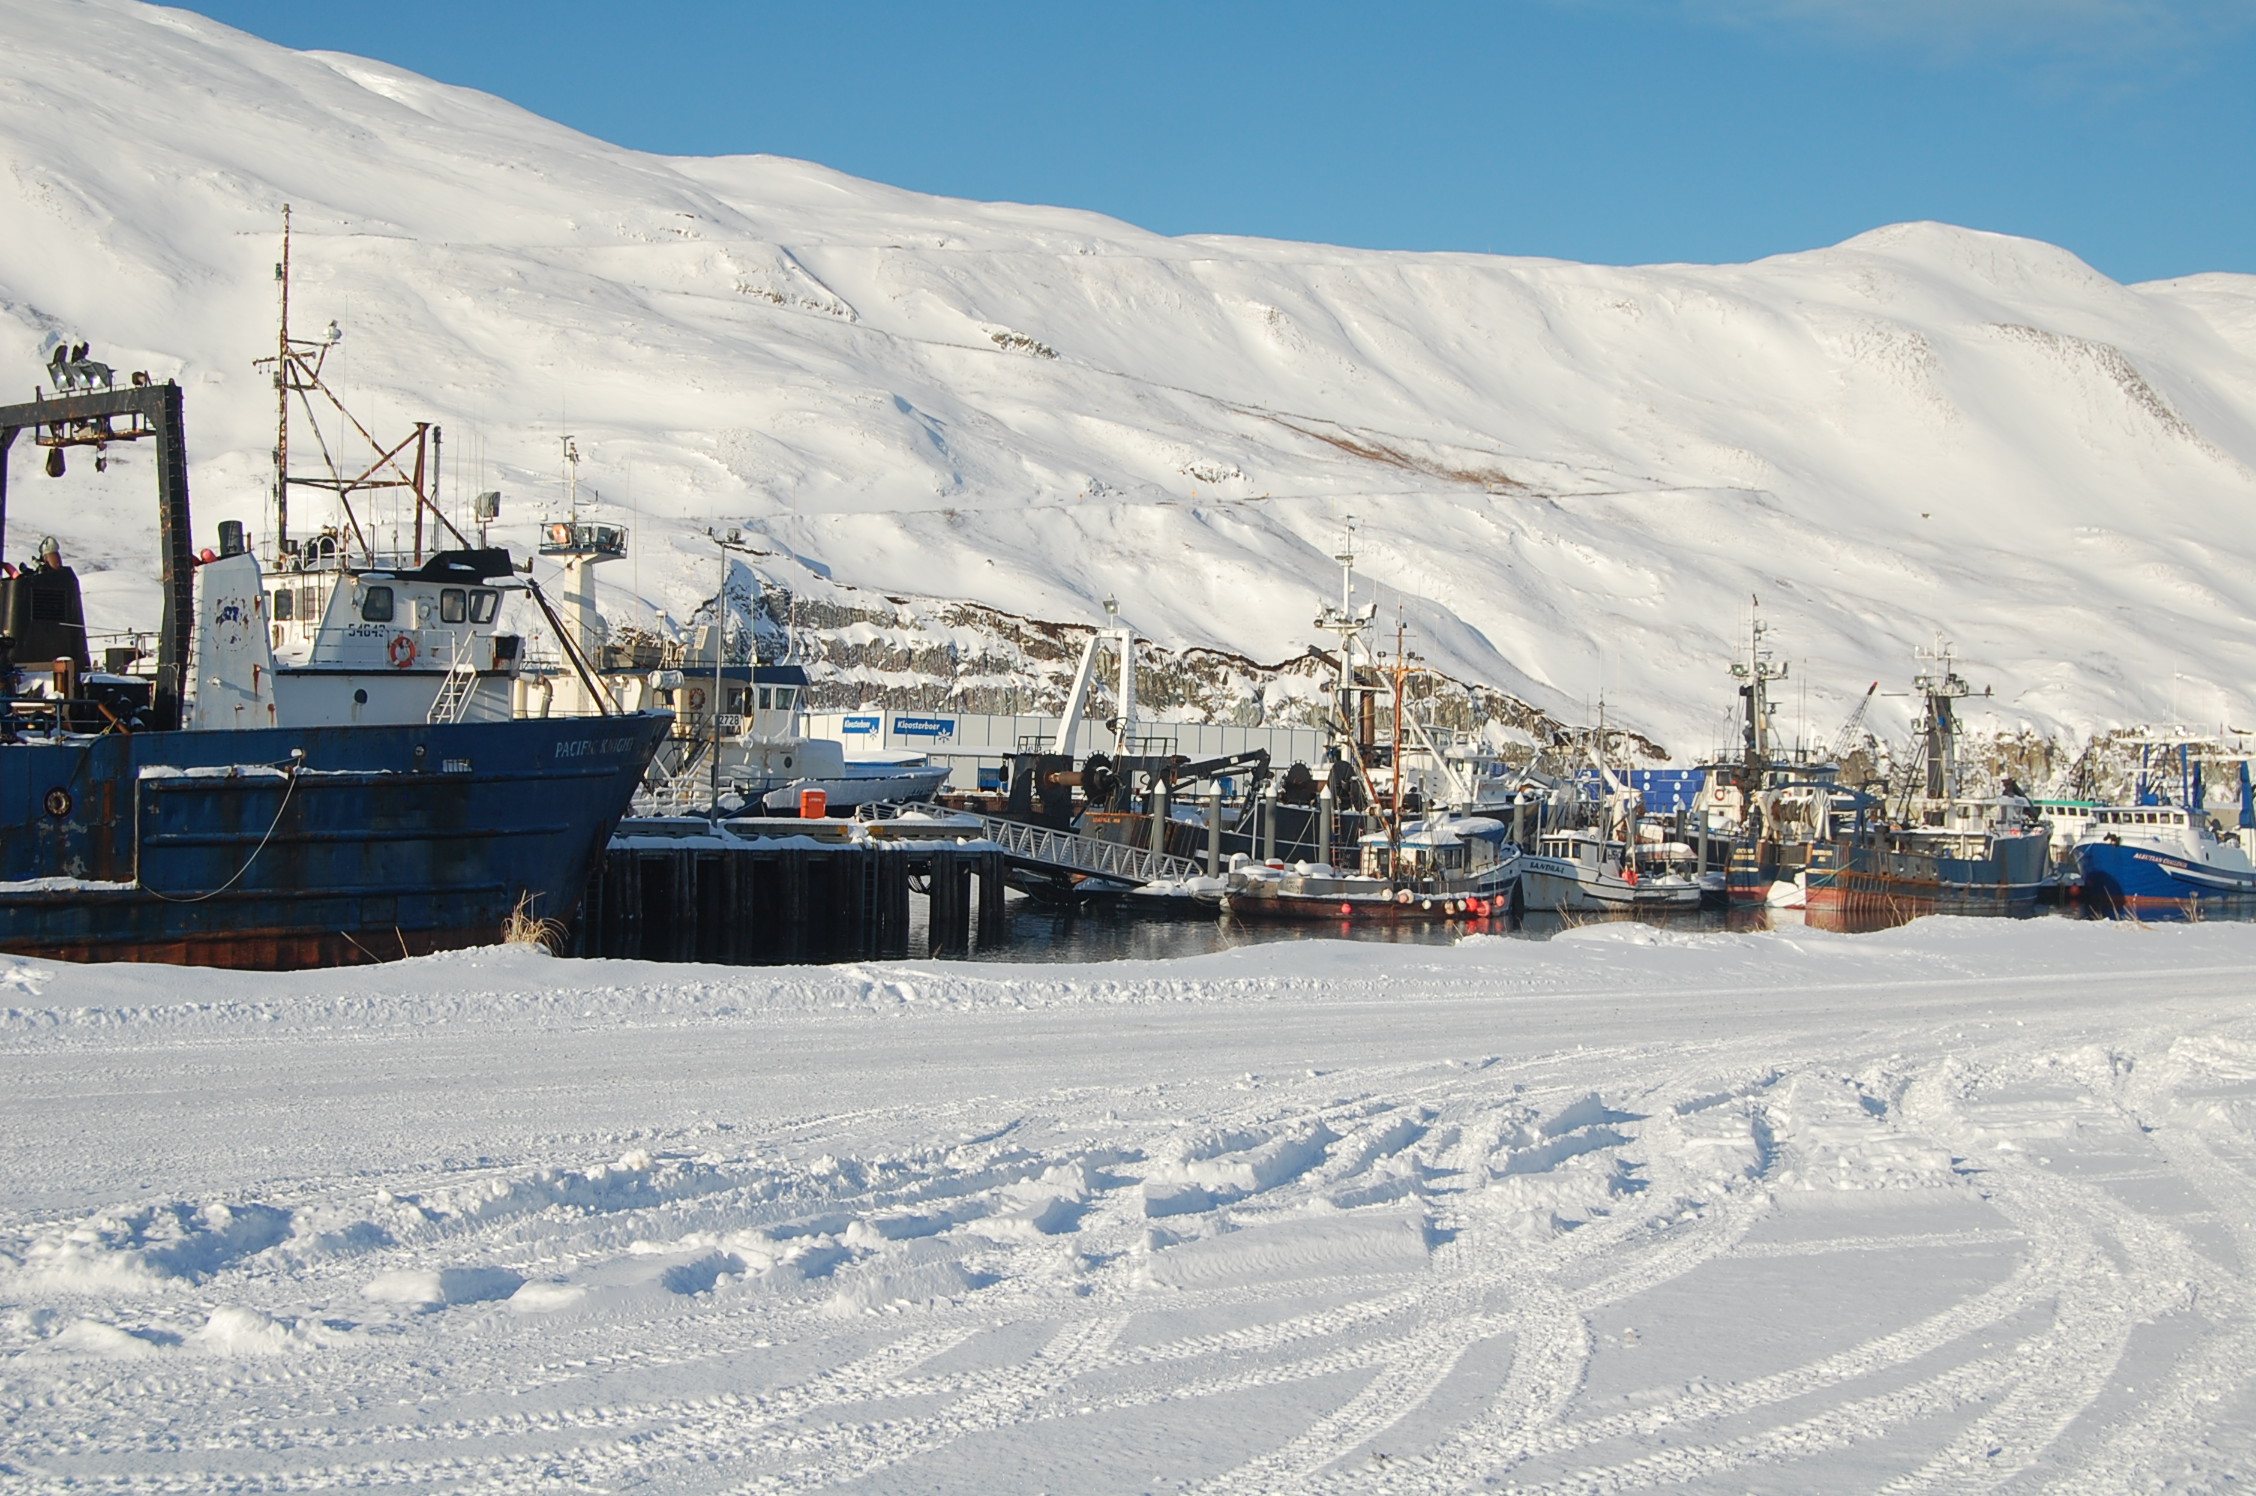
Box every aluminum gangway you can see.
[868,802,1202,887]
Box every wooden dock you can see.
[567,818,1008,964]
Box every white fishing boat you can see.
[1221,527,1524,923]
[731,671,950,812]
[1226,811,1523,922]
[1517,828,1704,912]
[1517,702,1704,914]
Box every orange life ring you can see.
[687,687,706,711]
[388,633,417,668]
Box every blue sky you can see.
[176,0,2255,283]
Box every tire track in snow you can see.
[23,1089,1447,1474]
[1298,1053,2020,1492]
[419,1091,1541,1489]
[1449,1201,2070,1482]
[16,1325,990,1490]
[1491,1347,2028,1496]
[1274,1081,1780,1494]
[17,1000,2256,1493]
[1867,1055,2213,1493]
[729,1313,1130,1493]
[1478,1038,2213,1496]
[1183,1294,1509,1493]
[2011,1027,2256,1493]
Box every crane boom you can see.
[1827,681,1880,764]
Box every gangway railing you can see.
[634,737,720,817]
[869,801,1201,886]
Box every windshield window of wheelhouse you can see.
[440,588,467,624]
[361,585,394,623]
[469,589,498,624]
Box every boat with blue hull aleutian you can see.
[2074,804,2256,917]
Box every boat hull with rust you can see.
[0,713,671,968]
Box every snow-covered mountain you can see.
[6,0,2255,759]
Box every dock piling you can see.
[1206,789,1221,875]
[570,825,1008,966]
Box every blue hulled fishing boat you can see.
[2072,744,2256,919]
[0,714,668,966]
[0,343,669,968]
[2075,804,2256,915]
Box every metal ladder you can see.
[427,641,478,725]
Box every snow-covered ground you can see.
[6,3,2256,752]
[5,919,2255,1491]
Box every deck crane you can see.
[1826,681,1880,766]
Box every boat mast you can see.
[256,211,461,567]
[274,204,291,556]
[1325,524,1361,716]
[1593,694,1631,869]
[712,539,725,823]
[1315,520,1372,771]
[1390,618,1407,883]
[1313,520,1388,857]
[1911,639,1971,810]
[1729,596,1787,828]
[1731,598,1786,774]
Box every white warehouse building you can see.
[802,710,1330,794]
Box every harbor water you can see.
[906,893,2091,965]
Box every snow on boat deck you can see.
[3,918,2255,1491]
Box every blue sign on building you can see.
[842,714,882,736]
[893,715,958,742]
[1572,767,1708,811]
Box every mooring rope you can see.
[143,752,305,903]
